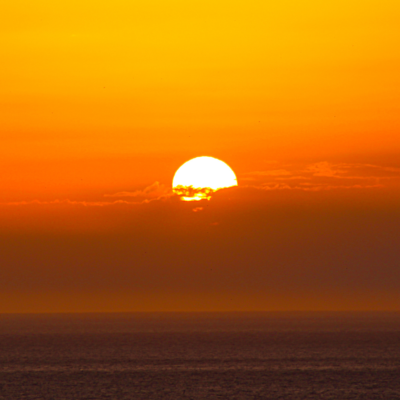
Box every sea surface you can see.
[0,312,399,399]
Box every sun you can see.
[172,156,238,201]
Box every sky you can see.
[1,0,400,312]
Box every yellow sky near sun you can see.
[1,0,400,199]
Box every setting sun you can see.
[172,156,238,201]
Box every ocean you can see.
[0,312,399,399]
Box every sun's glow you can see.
[172,156,238,201]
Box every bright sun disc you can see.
[172,156,238,201]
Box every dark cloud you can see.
[0,183,399,312]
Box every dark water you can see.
[0,312,399,399]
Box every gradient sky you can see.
[1,0,400,312]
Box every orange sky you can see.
[1,0,400,312]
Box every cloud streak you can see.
[2,162,399,208]
[3,199,140,207]
[241,161,400,191]
[104,181,172,200]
